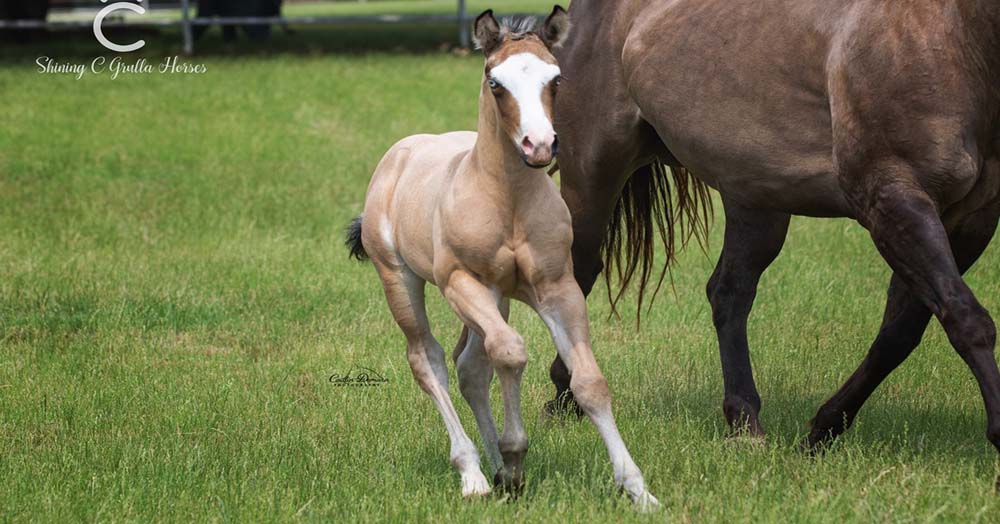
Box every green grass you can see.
[3,30,1000,524]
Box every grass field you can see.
[3,20,1000,524]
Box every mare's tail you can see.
[602,162,714,322]
[345,214,369,262]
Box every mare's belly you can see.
[625,0,855,218]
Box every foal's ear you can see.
[473,10,502,55]
[540,5,571,49]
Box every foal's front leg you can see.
[532,275,660,511]
[454,297,510,474]
[443,272,529,496]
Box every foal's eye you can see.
[488,79,499,89]
[554,75,562,87]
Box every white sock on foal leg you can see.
[536,284,660,511]
[410,335,491,498]
[376,264,490,498]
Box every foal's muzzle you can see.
[520,133,558,168]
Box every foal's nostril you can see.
[551,135,559,156]
[521,136,535,155]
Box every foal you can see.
[345,8,658,509]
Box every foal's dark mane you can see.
[472,16,539,50]
[499,16,537,39]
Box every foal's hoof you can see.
[492,468,525,499]
[631,490,661,513]
[994,474,1000,494]
[460,471,491,499]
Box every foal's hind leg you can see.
[707,199,790,437]
[454,298,510,474]
[809,201,1000,448]
[372,261,490,498]
[848,175,1000,485]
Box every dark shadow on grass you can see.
[632,375,996,464]
[0,23,470,64]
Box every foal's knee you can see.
[484,329,527,371]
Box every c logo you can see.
[93,1,146,53]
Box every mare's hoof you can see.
[995,474,1000,494]
[541,396,585,422]
[806,409,849,451]
[725,431,767,449]
[801,432,840,457]
[493,468,525,499]
[803,423,841,456]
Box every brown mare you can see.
[346,9,658,509]
[547,0,1000,484]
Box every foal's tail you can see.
[602,163,713,322]
[345,214,369,261]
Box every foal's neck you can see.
[469,83,547,194]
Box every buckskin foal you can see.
[345,8,658,509]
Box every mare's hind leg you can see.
[809,201,1000,448]
[707,198,790,437]
[848,172,1000,485]
[454,298,510,474]
[372,261,490,498]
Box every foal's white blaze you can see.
[490,52,561,149]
